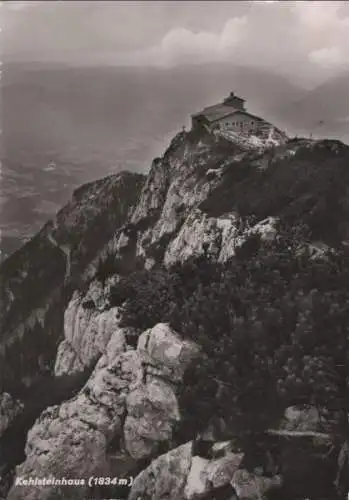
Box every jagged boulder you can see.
[129,442,192,500]
[129,441,243,500]
[137,322,200,384]
[279,405,323,432]
[124,323,200,459]
[124,379,181,459]
[231,469,282,500]
[8,408,108,500]
[54,339,85,376]
[185,452,243,499]
[55,289,126,375]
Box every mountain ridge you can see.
[1,126,349,499]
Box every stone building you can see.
[191,92,283,140]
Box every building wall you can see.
[192,115,210,132]
[214,112,268,136]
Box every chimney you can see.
[223,91,245,110]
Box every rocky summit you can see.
[1,125,349,500]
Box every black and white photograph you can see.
[1,1,349,499]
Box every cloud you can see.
[2,0,348,87]
[293,1,342,28]
[309,46,348,68]
[160,27,220,64]
[157,16,247,66]
[134,0,349,84]
[292,1,349,70]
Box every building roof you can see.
[223,92,245,105]
[192,106,263,124]
[192,104,239,122]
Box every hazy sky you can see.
[2,1,349,86]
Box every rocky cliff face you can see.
[6,323,199,500]
[113,130,349,273]
[1,127,349,499]
[54,279,124,376]
[0,171,145,395]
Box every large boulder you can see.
[8,408,108,500]
[185,452,243,499]
[55,287,127,376]
[137,322,200,385]
[124,323,200,459]
[129,441,243,500]
[124,379,180,459]
[54,339,85,376]
[279,405,323,432]
[129,442,193,500]
[231,469,282,500]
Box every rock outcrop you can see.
[231,469,282,500]
[124,323,200,459]
[124,131,224,269]
[129,440,281,500]
[129,442,193,500]
[164,209,278,266]
[55,280,125,376]
[7,323,199,499]
[0,172,145,396]
[278,405,325,433]
[112,133,349,277]
[129,441,243,500]
[137,322,201,384]
[7,349,141,500]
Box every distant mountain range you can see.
[1,61,348,258]
[276,70,349,142]
[3,62,347,170]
